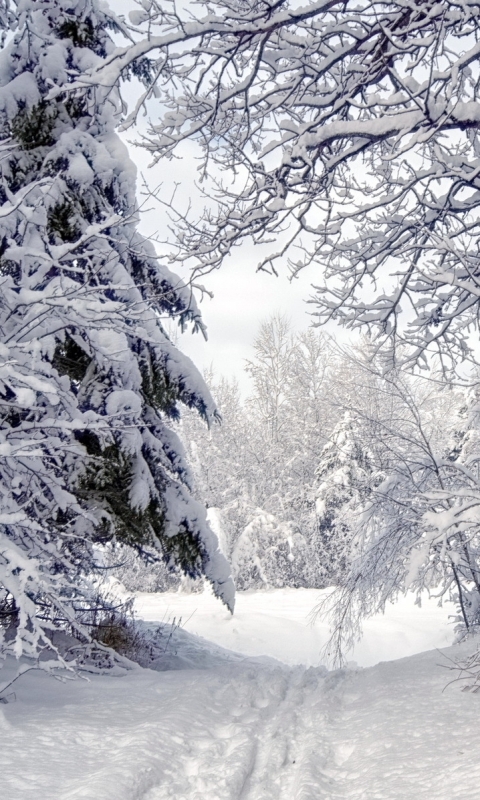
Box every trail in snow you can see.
[2,632,480,800]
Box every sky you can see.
[124,135,333,392]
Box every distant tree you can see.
[181,371,256,560]
[245,315,295,445]
[0,0,232,689]
[313,410,376,586]
[287,329,339,484]
[231,510,309,590]
[245,318,338,519]
[175,319,339,589]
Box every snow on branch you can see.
[66,0,480,368]
[0,0,234,688]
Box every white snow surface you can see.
[135,586,455,668]
[2,588,475,800]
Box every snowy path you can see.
[2,638,480,800]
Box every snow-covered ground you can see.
[2,588,475,800]
[135,586,456,667]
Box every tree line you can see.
[182,321,480,651]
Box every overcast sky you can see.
[132,144,325,390]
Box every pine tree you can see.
[0,0,233,686]
[313,411,373,585]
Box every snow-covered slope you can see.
[1,593,477,800]
[135,586,455,667]
[0,637,478,800]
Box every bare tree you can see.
[245,315,295,445]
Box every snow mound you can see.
[137,620,278,672]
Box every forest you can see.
[115,318,480,649]
[2,0,480,672]
[2,0,480,796]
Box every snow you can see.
[135,586,455,668]
[0,590,478,800]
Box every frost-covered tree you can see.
[313,411,375,585]
[67,0,480,371]
[180,371,256,559]
[244,318,338,529]
[173,320,339,589]
[0,0,232,687]
[421,387,480,634]
[245,315,295,445]
[231,510,309,590]
[287,329,339,484]
[321,357,476,659]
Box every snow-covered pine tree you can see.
[312,411,374,585]
[0,0,233,685]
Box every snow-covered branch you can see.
[71,0,480,367]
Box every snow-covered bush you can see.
[0,0,233,690]
[102,544,181,594]
[231,511,310,590]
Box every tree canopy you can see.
[64,0,480,369]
